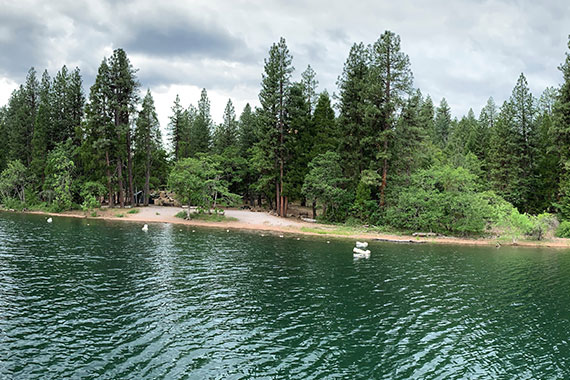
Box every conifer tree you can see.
[301,64,318,114]
[366,30,413,206]
[553,37,570,218]
[213,99,238,154]
[190,88,212,156]
[434,98,451,148]
[257,37,294,216]
[312,91,337,156]
[134,90,162,206]
[168,94,190,160]
[337,42,370,184]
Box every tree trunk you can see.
[117,158,124,208]
[126,129,134,206]
[276,182,281,215]
[144,145,151,206]
[312,200,317,219]
[105,150,114,207]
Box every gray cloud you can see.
[0,0,569,126]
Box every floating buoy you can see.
[296,237,300,240]
[355,241,368,248]
[327,241,330,244]
[353,247,371,259]
[279,235,284,238]
[142,224,148,232]
[192,230,195,233]
[47,217,53,223]
[226,229,230,232]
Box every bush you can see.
[556,221,570,238]
[387,166,493,235]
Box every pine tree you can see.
[190,88,212,156]
[366,30,413,206]
[301,64,318,114]
[257,37,294,216]
[213,99,238,154]
[553,36,570,218]
[108,48,139,206]
[337,42,370,184]
[434,98,451,148]
[30,70,52,181]
[134,90,162,206]
[168,94,190,160]
[391,90,429,186]
[312,91,337,156]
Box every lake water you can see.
[1,212,569,379]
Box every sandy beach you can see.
[11,205,570,249]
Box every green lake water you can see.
[1,212,570,379]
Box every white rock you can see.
[355,241,368,248]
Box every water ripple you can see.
[1,213,570,378]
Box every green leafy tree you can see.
[169,155,238,215]
[302,152,346,220]
[44,142,75,211]
[0,160,29,203]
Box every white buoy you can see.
[227,229,230,232]
[327,241,330,244]
[47,217,53,223]
[192,230,195,233]
[353,247,371,259]
[355,241,368,248]
[142,224,148,232]
[279,235,284,238]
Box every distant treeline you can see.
[1,31,570,236]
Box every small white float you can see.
[142,224,148,232]
[353,247,371,259]
[47,217,53,223]
[355,241,368,248]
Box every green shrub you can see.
[127,209,139,214]
[556,221,570,238]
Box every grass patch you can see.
[127,209,139,214]
[300,226,355,236]
[175,210,237,222]
[115,213,124,218]
[90,211,98,217]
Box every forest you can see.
[2,31,570,238]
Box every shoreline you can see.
[4,207,570,249]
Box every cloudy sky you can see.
[1,0,569,131]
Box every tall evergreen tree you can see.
[189,88,212,156]
[434,98,451,148]
[134,90,162,206]
[30,70,52,181]
[366,30,413,206]
[312,91,337,156]
[301,64,318,114]
[108,48,139,207]
[256,37,294,216]
[553,37,570,218]
[213,99,238,153]
[337,42,370,184]
[168,94,190,160]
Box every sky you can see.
[1,0,569,133]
